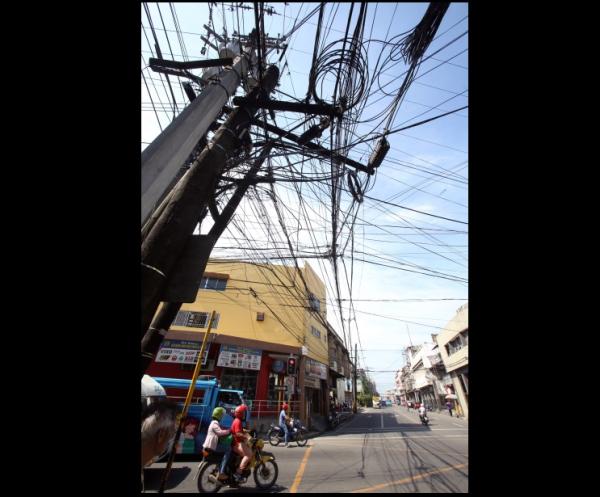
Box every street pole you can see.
[141,65,280,339]
[141,302,182,378]
[140,143,275,377]
[142,48,251,226]
[158,311,216,493]
[353,343,357,413]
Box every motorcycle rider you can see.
[418,403,427,423]
[279,402,291,447]
[201,407,232,482]
[231,404,252,482]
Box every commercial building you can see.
[436,303,469,417]
[145,259,332,430]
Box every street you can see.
[143,405,468,493]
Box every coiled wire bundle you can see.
[307,38,369,111]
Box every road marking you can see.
[453,422,463,427]
[289,445,313,493]
[381,413,384,428]
[350,463,468,493]
[317,435,468,442]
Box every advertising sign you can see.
[304,358,328,380]
[217,344,262,370]
[156,340,209,365]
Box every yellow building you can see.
[146,259,331,428]
[436,303,469,418]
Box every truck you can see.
[153,376,249,456]
[372,395,381,408]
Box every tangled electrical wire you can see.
[307,37,369,112]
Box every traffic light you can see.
[287,357,297,375]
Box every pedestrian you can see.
[141,398,178,467]
[446,401,453,416]
[141,398,178,491]
[279,402,291,447]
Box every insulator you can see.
[368,136,390,170]
[298,125,324,145]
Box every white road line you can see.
[316,435,468,441]
[381,413,384,428]
[336,428,467,432]
[453,422,463,427]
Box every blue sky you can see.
[142,3,468,394]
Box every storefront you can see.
[216,344,262,400]
[145,330,303,415]
[303,358,329,427]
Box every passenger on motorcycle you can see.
[279,403,291,447]
[202,407,232,482]
[231,404,252,482]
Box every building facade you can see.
[327,325,353,409]
[436,303,469,417]
[145,259,333,430]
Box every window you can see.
[174,311,220,329]
[200,277,227,290]
[311,326,321,339]
[460,329,468,345]
[445,335,464,356]
[308,293,321,312]
[220,368,258,400]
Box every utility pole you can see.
[141,47,252,226]
[353,342,358,413]
[140,144,274,377]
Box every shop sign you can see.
[217,344,262,370]
[304,358,328,380]
[304,376,321,389]
[156,340,209,365]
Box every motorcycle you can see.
[327,412,339,430]
[267,417,308,447]
[419,413,429,426]
[195,430,278,493]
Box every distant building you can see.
[436,303,468,417]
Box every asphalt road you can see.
[143,405,468,493]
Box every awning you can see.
[445,394,458,400]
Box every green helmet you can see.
[212,407,226,421]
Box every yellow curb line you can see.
[351,463,468,493]
[289,445,313,493]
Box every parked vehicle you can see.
[153,376,248,456]
[195,429,278,493]
[267,417,308,447]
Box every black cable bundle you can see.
[308,38,369,110]
[400,2,450,65]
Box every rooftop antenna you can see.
[406,324,413,348]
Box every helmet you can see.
[234,404,248,419]
[212,407,226,421]
[282,403,289,411]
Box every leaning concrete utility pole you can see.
[140,144,274,378]
[141,65,280,339]
[141,48,251,226]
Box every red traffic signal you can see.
[287,357,297,375]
